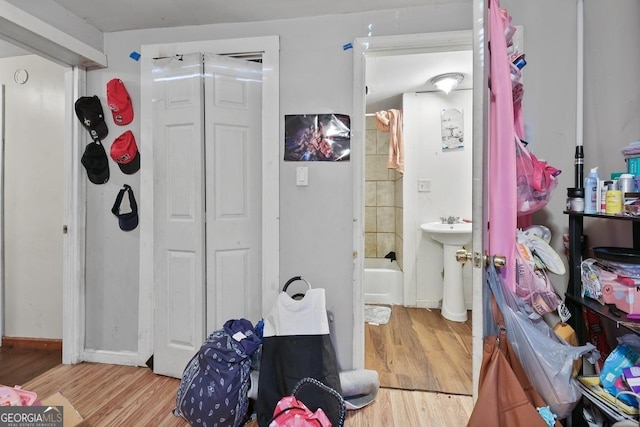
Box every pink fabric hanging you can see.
[375,109,404,174]
[489,0,518,290]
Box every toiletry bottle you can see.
[600,180,613,213]
[605,187,623,215]
[618,173,636,196]
[584,167,599,214]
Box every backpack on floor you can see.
[174,318,262,427]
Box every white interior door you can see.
[204,54,262,332]
[153,52,206,377]
[153,52,263,378]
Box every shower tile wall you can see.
[364,116,404,268]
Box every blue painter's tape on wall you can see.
[343,43,353,51]
[130,51,141,61]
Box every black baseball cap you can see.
[81,142,110,184]
[75,96,109,141]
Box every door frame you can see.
[138,36,280,365]
[351,31,483,389]
[62,66,88,364]
[472,0,489,401]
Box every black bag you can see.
[256,277,342,427]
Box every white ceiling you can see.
[366,50,472,113]
[49,0,470,32]
[0,0,473,112]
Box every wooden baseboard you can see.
[2,337,62,351]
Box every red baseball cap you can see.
[110,130,140,174]
[106,78,134,125]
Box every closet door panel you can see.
[204,54,263,333]
[152,53,205,378]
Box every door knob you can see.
[456,249,472,264]
[455,249,506,268]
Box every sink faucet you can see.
[440,216,460,224]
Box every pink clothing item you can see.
[269,395,332,427]
[375,109,404,174]
[489,0,518,290]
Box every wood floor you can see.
[17,362,473,426]
[365,305,472,395]
[0,306,474,425]
[0,346,62,386]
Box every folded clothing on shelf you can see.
[621,141,640,157]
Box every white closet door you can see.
[203,54,263,333]
[153,52,264,378]
[152,53,206,377]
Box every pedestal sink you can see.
[420,221,472,322]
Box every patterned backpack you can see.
[174,318,262,426]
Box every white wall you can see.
[504,0,640,296]
[408,90,473,308]
[80,4,474,364]
[0,54,65,339]
[5,0,640,369]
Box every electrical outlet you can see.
[418,179,431,192]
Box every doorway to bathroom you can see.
[352,31,474,395]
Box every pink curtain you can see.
[489,0,518,290]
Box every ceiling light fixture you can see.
[430,73,464,94]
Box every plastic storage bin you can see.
[0,385,37,406]
[626,157,640,176]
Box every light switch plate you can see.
[296,167,308,186]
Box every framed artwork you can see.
[440,108,464,150]
[284,114,351,161]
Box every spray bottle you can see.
[584,167,599,214]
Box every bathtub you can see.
[364,258,403,305]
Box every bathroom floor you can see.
[364,305,472,395]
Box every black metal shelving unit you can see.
[564,211,640,425]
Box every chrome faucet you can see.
[440,216,460,224]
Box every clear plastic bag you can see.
[515,138,561,216]
[487,259,600,420]
[515,237,560,315]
